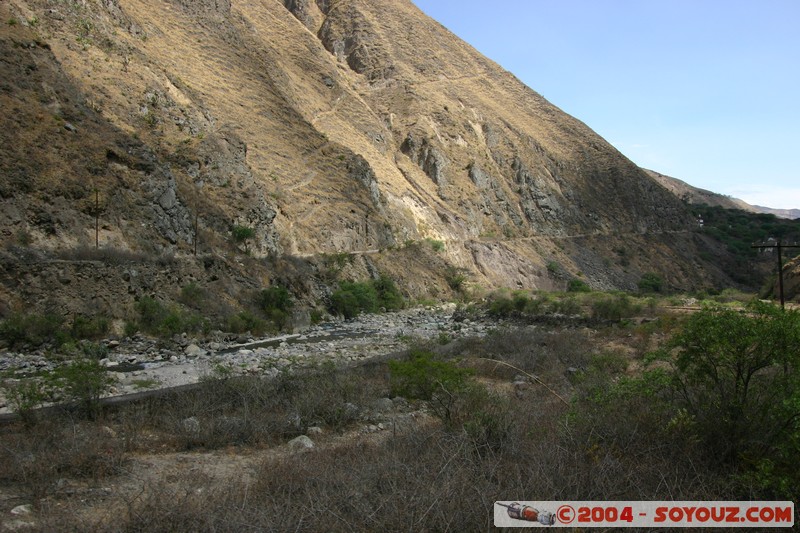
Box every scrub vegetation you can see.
[2,295,798,530]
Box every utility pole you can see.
[752,241,800,309]
[95,188,99,249]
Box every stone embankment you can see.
[0,304,490,414]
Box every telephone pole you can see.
[95,188,100,249]
[752,241,800,309]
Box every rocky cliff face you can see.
[0,0,731,315]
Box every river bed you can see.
[0,304,492,413]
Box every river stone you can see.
[184,344,205,357]
[10,505,32,516]
[288,435,314,451]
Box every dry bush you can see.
[114,363,389,452]
[105,427,510,532]
[55,245,151,264]
[479,326,592,371]
[0,416,127,500]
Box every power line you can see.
[752,241,800,309]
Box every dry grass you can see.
[0,316,765,531]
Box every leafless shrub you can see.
[0,417,127,500]
[115,364,388,452]
[56,245,151,264]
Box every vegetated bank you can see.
[2,287,798,531]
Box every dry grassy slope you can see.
[1,0,727,299]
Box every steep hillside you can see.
[0,0,739,320]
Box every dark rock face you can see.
[316,4,396,80]
[401,134,449,195]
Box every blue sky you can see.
[411,0,800,209]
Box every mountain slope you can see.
[0,0,738,318]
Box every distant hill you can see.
[645,169,799,219]
[751,206,800,220]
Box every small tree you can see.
[330,281,378,319]
[1,379,49,425]
[669,302,800,477]
[231,225,256,253]
[50,358,116,418]
[258,285,293,330]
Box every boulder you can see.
[288,435,314,451]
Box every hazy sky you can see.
[411,0,800,209]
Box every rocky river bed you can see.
[0,304,493,414]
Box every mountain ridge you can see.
[645,169,800,220]
[0,0,757,319]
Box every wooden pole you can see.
[777,242,785,309]
[95,188,99,249]
[752,241,800,310]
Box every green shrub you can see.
[1,379,49,424]
[425,238,445,252]
[591,294,640,321]
[135,296,206,337]
[670,303,800,470]
[330,287,362,320]
[80,341,109,360]
[638,272,665,293]
[389,349,473,422]
[319,252,352,280]
[331,281,378,319]
[0,312,64,348]
[258,285,293,331]
[135,296,168,331]
[600,302,800,501]
[487,295,515,317]
[567,279,591,292]
[49,358,116,418]
[70,315,110,340]
[458,384,514,453]
[227,311,267,335]
[231,225,255,252]
[389,350,472,401]
[523,295,549,315]
[444,266,467,292]
[330,275,404,318]
[549,296,581,315]
[372,274,404,311]
[258,285,292,313]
